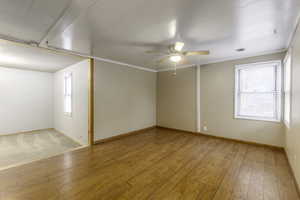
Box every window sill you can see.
[234,116,281,123]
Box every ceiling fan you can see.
[146,42,210,66]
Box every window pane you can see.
[240,65,275,92]
[239,93,275,118]
[64,96,72,113]
[64,73,72,115]
[65,76,72,95]
[235,61,281,121]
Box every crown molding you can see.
[0,33,157,73]
[39,0,98,47]
[0,34,287,74]
[200,48,287,66]
[157,48,287,72]
[157,64,196,72]
[287,12,300,49]
[46,45,157,72]
[92,57,157,72]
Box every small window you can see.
[64,72,72,116]
[234,61,282,122]
[284,51,292,127]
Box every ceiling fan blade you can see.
[145,50,162,54]
[183,51,210,56]
[157,55,172,64]
[145,50,169,55]
[145,50,161,54]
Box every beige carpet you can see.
[0,129,81,170]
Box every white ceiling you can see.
[0,0,72,42]
[0,0,299,71]
[0,40,83,72]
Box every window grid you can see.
[64,72,72,116]
[234,61,282,122]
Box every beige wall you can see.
[200,53,286,147]
[285,23,300,187]
[94,61,157,140]
[157,67,197,132]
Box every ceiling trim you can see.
[200,48,287,66]
[288,12,300,48]
[93,57,157,72]
[39,0,98,46]
[157,48,287,72]
[158,64,196,72]
[0,34,287,74]
[0,35,157,73]
[0,65,54,73]
[0,36,84,61]
[47,44,157,72]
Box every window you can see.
[284,51,292,127]
[64,72,72,116]
[235,61,282,122]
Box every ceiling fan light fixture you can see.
[170,55,182,63]
[174,42,185,52]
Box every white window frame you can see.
[64,72,73,117]
[234,60,282,122]
[283,50,292,128]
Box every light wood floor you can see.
[0,128,299,200]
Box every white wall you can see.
[200,53,286,147]
[54,59,89,145]
[94,61,157,141]
[0,67,53,135]
[285,22,300,188]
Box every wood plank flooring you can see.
[0,128,299,200]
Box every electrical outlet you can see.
[294,155,297,161]
[203,126,208,131]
